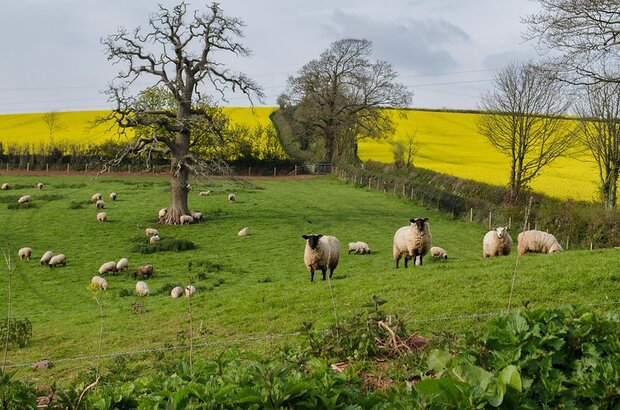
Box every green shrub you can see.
[6,203,35,210]
[0,318,32,348]
[132,238,196,254]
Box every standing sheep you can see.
[98,261,118,275]
[91,193,102,202]
[185,285,196,297]
[133,264,154,279]
[302,234,340,282]
[393,218,432,268]
[158,208,168,220]
[171,286,184,298]
[36,182,44,190]
[191,211,203,222]
[135,281,149,296]
[97,212,107,222]
[483,227,513,258]
[18,247,32,260]
[109,192,117,201]
[40,251,54,265]
[348,241,371,254]
[430,246,448,259]
[116,258,129,272]
[18,195,32,204]
[228,193,236,203]
[149,235,161,244]
[48,254,66,268]
[199,191,210,196]
[145,228,159,237]
[91,276,108,290]
[96,200,105,209]
[517,230,563,255]
[180,215,193,225]
[1,183,8,190]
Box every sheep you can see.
[91,275,108,290]
[199,191,211,196]
[95,200,105,209]
[18,247,32,260]
[185,285,196,297]
[135,281,149,296]
[17,195,32,204]
[180,214,193,225]
[191,211,203,222]
[171,286,184,298]
[517,230,563,255]
[393,217,432,268]
[48,254,66,268]
[228,193,236,203]
[98,261,118,275]
[1,183,9,190]
[109,192,117,201]
[97,212,107,222]
[133,264,154,279]
[116,258,129,272]
[149,235,161,244]
[145,228,159,237]
[40,251,54,265]
[302,234,340,282]
[158,208,168,220]
[36,182,44,190]
[238,227,249,237]
[91,193,102,202]
[348,241,371,254]
[483,227,513,258]
[430,246,448,259]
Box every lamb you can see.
[199,191,210,196]
[158,208,168,220]
[191,211,203,222]
[145,228,159,237]
[302,234,340,282]
[135,281,149,296]
[91,275,108,290]
[393,217,432,268]
[1,183,8,190]
[109,192,117,201]
[185,285,196,297]
[348,241,371,254]
[517,230,563,255]
[91,193,102,202]
[18,195,32,204]
[36,182,44,190]
[95,200,105,209]
[180,214,193,225]
[483,227,513,258]
[228,193,236,203]
[430,246,448,259]
[97,212,107,222]
[18,247,32,260]
[238,227,249,237]
[133,264,154,279]
[116,258,129,272]
[171,286,184,298]
[98,261,118,275]
[48,254,66,268]
[149,235,161,244]
[40,251,54,265]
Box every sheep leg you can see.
[310,268,315,282]
[322,268,327,281]
[404,255,409,268]
[329,268,334,279]
[395,255,400,268]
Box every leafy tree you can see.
[102,2,263,224]
[41,111,63,149]
[279,38,412,164]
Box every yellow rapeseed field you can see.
[358,109,601,202]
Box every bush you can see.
[132,238,196,254]
[0,318,32,348]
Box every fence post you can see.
[488,212,492,229]
[508,217,511,229]
[128,164,131,173]
[470,208,473,223]
[273,167,276,177]
[294,165,297,175]
[46,163,49,172]
[66,163,70,173]
[590,240,593,250]
[26,162,29,172]
[5,163,8,171]
[85,163,88,173]
[565,236,570,250]
[248,167,251,176]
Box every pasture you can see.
[0,173,618,386]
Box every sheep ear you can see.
[504,226,509,231]
[410,218,416,223]
[317,234,323,239]
[302,235,309,240]
[423,217,429,222]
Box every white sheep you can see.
[191,211,203,222]
[109,192,117,201]
[483,227,513,258]
[116,258,129,272]
[238,227,249,237]
[517,230,563,255]
[1,183,9,190]
[180,214,193,225]
[158,208,168,220]
[171,286,184,298]
[17,195,32,204]
[36,182,44,190]
[91,193,102,202]
[145,228,159,237]
[135,281,149,296]
[348,241,371,254]
[18,247,32,260]
[98,261,118,275]
[48,254,66,268]
[97,212,107,222]
[91,275,108,290]
[199,191,210,196]
[40,251,54,265]
[302,234,340,282]
[149,235,161,244]
[430,246,448,259]
[393,218,432,268]
[185,285,196,297]
[95,199,105,209]
[228,193,236,203]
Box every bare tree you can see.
[477,63,575,202]
[102,2,263,224]
[391,132,418,170]
[41,111,63,148]
[524,0,620,85]
[279,39,412,164]
[575,83,620,209]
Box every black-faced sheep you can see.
[171,286,184,298]
[238,227,249,237]
[302,234,340,282]
[180,215,193,225]
[517,230,563,255]
[135,281,149,296]
[18,247,32,260]
[98,261,118,275]
[91,193,102,202]
[91,275,108,290]
[185,285,196,297]
[18,195,31,204]
[393,217,432,268]
[430,246,448,259]
[40,251,54,265]
[228,193,236,203]
[145,228,159,237]
[36,182,44,190]
[1,183,9,190]
[483,227,513,258]
[348,241,371,254]
[48,254,66,268]
[97,212,107,222]
[109,192,117,201]
[116,258,129,272]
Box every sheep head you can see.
[409,217,429,232]
[302,234,323,249]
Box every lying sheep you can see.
[171,286,184,298]
[158,208,168,220]
[199,191,210,196]
[133,264,154,279]
[135,281,149,296]
[91,193,102,202]
[228,193,236,203]
[483,227,513,258]
[348,241,371,254]
[98,261,118,275]
[393,218,432,268]
[18,247,32,260]
[116,258,129,272]
[149,235,161,244]
[191,211,202,222]
[145,228,159,237]
[97,212,107,222]
[91,275,108,290]
[185,285,196,297]
[95,200,105,209]
[18,195,32,204]
[302,234,340,282]
[238,227,249,237]
[430,246,448,259]
[48,254,66,268]
[40,251,54,265]
[36,182,44,190]
[180,215,193,225]
[517,230,563,255]
[109,192,117,201]
[1,183,8,190]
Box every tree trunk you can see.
[601,168,618,209]
[162,107,191,224]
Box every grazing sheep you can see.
[180,214,193,225]
[185,285,196,297]
[238,227,249,237]
[18,195,32,204]
[393,217,432,268]
[97,212,107,222]
[483,227,513,258]
[91,275,108,290]
[40,251,54,265]
[133,264,154,279]
[171,286,184,298]
[98,261,118,275]
[116,258,129,272]
[135,281,149,296]
[158,208,168,220]
[199,190,210,196]
[348,241,371,254]
[149,235,161,244]
[228,193,236,203]
[517,230,563,255]
[1,183,9,190]
[18,247,32,260]
[91,193,102,202]
[31,359,53,371]
[302,234,340,282]
[430,246,448,259]
[48,254,66,268]
[95,200,105,209]
[191,211,203,222]
[145,228,159,237]
[36,182,44,190]
[109,192,117,201]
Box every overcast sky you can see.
[0,0,540,114]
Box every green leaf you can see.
[427,349,452,375]
[498,365,522,392]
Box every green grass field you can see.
[0,174,618,386]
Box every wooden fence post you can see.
[488,211,492,229]
[470,208,473,223]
